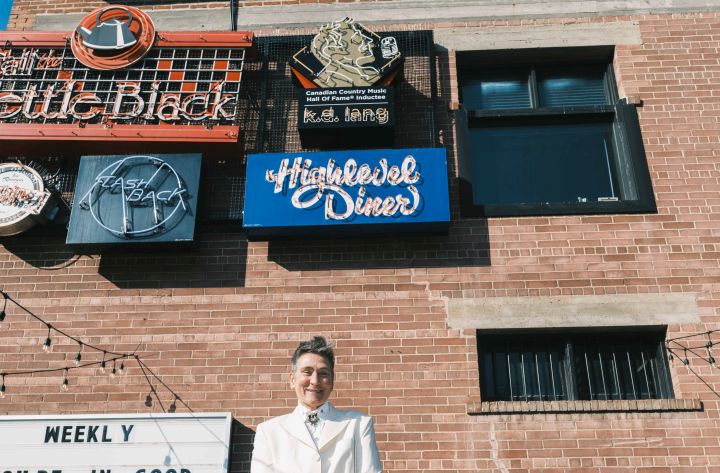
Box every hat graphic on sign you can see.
[76,6,138,50]
[71,5,156,70]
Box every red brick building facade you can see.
[1,1,719,472]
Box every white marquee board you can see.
[0,413,232,473]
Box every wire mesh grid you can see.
[1,31,437,223]
[255,31,437,153]
[0,44,245,126]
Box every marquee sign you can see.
[0,413,231,473]
[0,162,58,236]
[243,148,450,238]
[0,6,252,143]
[66,153,201,245]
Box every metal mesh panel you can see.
[255,31,437,153]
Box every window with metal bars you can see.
[456,47,656,218]
[478,331,674,402]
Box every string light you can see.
[74,343,83,367]
[42,325,52,353]
[0,290,191,413]
[61,369,69,391]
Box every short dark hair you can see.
[291,336,335,374]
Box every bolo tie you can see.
[307,412,320,425]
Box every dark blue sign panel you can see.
[243,148,450,238]
[67,153,201,246]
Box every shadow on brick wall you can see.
[97,234,248,289]
[1,231,81,269]
[230,419,255,473]
[267,222,490,271]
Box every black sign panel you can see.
[298,87,394,130]
[298,87,394,149]
[66,153,201,246]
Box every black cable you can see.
[2,291,130,357]
[666,329,718,343]
[137,357,194,412]
[137,357,166,412]
[667,347,720,399]
[230,0,237,32]
[0,355,129,377]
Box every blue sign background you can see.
[243,148,450,238]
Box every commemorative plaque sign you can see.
[290,17,402,89]
[66,153,201,246]
[290,18,403,149]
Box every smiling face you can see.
[290,352,334,410]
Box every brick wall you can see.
[1,2,720,473]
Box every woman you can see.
[251,336,382,473]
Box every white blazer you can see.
[250,402,382,473]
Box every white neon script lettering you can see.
[265,155,421,220]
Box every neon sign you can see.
[243,148,450,238]
[67,154,201,245]
[0,5,252,143]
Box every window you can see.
[478,330,674,402]
[457,48,656,217]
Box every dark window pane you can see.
[481,351,496,400]
[523,346,539,400]
[462,76,531,110]
[494,350,511,400]
[508,349,524,400]
[538,68,608,107]
[468,122,617,205]
[617,345,638,399]
[479,336,567,401]
[478,332,670,402]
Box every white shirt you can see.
[294,402,328,447]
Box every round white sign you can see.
[0,163,51,236]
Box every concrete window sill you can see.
[467,398,703,415]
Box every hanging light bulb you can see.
[41,325,53,353]
[99,351,106,373]
[74,343,83,367]
[168,396,177,413]
[0,375,5,399]
[61,369,69,391]
[118,359,126,375]
[145,393,153,407]
[110,359,117,378]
